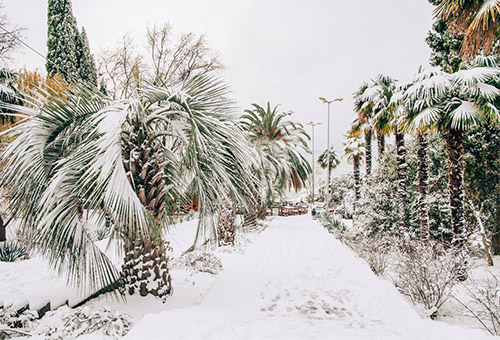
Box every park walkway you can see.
[125,215,491,340]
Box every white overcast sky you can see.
[3,0,434,153]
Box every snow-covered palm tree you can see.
[240,102,311,205]
[369,74,411,229]
[317,147,340,178]
[353,83,373,177]
[0,74,256,298]
[401,67,442,241]
[404,56,500,248]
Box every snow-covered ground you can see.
[1,214,496,339]
[125,215,491,340]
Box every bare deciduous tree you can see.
[97,33,143,99]
[0,0,25,65]
[146,23,223,82]
[98,23,223,98]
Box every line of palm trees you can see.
[0,75,311,299]
[347,55,500,251]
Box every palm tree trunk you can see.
[365,129,372,177]
[491,193,500,254]
[121,125,172,299]
[0,214,5,242]
[353,154,361,210]
[417,132,430,241]
[377,131,385,159]
[395,131,407,229]
[445,129,466,249]
[243,210,258,229]
[471,202,494,266]
[122,238,172,298]
[218,205,236,246]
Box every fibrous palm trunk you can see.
[395,131,407,230]
[445,129,466,249]
[0,214,5,242]
[218,205,236,246]
[353,154,361,211]
[243,210,258,229]
[244,185,261,228]
[121,122,172,299]
[417,132,430,241]
[492,194,500,254]
[365,129,372,177]
[122,240,171,298]
[377,131,385,159]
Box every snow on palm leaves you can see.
[240,102,311,204]
[402,56,500,248]
[0,74,256,298]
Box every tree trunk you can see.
[377,131,385,159]
[365,129,372,177]
[121,239,172,299]
[121,122,173,299]
[491,193,500,254]
[472,202,494,266]
[417,132,430,241]
[395,131,407,229]
[218,206,236,246]
[243,210,258,229]
[0,214,5,242]
[353,155,361,210]
[445,129,466,249]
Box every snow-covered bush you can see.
[0,241,28,262]
[0,304,38,329]
[320,212,391,276]
[353,235,394,276]
[393,239,466,318]
[172,251,223,275]
[320,213,348,240]
[33,306,133,340]
[329,175,354,219]
[453,271,500,335]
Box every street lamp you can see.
[319,96,343,213]
[306,121,322,203]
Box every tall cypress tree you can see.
[77,27,98,86]
[46,0,79,82]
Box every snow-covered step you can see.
[12,300,29,315]
[30,300,51,318]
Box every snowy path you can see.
[125,215,492,340]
